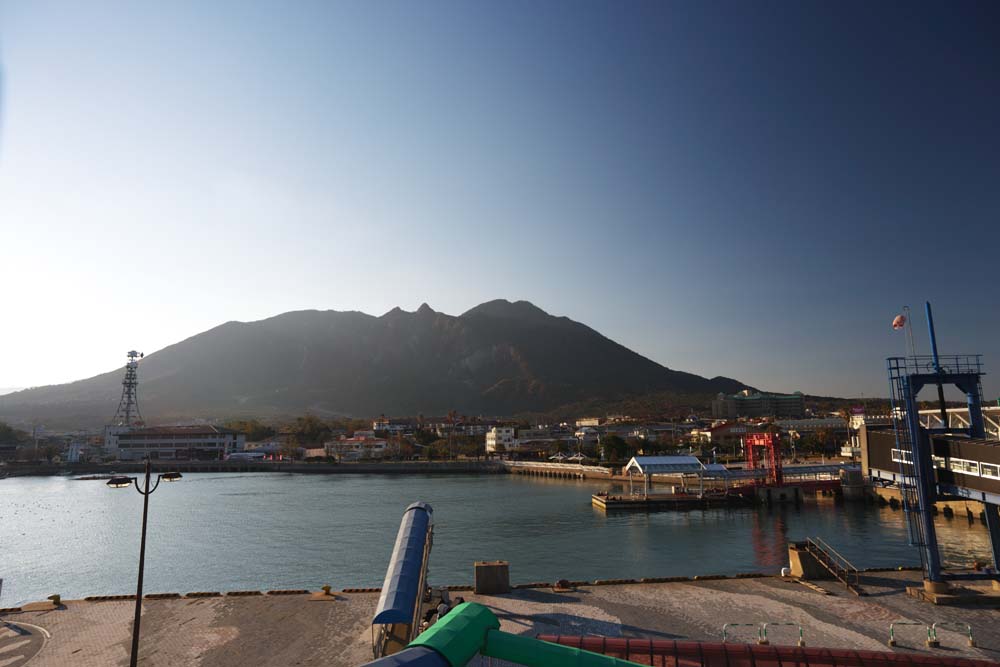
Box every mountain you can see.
[0,300,748,427]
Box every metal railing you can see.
[503,461,612,473]
[805,537,862,594]
[761,622,805,647]
[888,621,933,647]
[886,355,984,378]
[723,622,805,646]
[931,622,975,648]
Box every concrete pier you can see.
[592,492,748,510]
[3,571,999,666]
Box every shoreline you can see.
[0,460,507,477]
[1,565,926,612]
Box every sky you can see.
[0,1,998,400]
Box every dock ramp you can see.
[371,502,434,659]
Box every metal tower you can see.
[110,350,145,427]
[887,302,986,583]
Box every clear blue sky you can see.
[0,1,997,399]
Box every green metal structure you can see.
[362,602,644,667]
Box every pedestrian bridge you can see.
[919,406,1000,440]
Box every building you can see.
[65,442,88,463]
[108,425,245,461]
[712,390,805,419]
[485,426,517,453]
[773,418,848,435]
[575,417,602,428]
[574,426,600,448]
[691,422,751,450]
[326,436,388,461]
[372,416,413,435]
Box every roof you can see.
[373,502,433,625]
[117,425,239,436]
[624,456,705,475]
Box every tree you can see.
[601,435,629,462]
[458,437,484,460]
[224,419,276,441]
[447,409,459,459]
[41,444,59,463]
[292,414,331,445]
[0,421,28,444]
[414,429,438,448]
[429,439,450,460]
[280,438,302,460]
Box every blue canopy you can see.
[373,501,434,625]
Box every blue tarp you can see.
[373,501,433,625]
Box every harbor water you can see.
[0,472,993,606]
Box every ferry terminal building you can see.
[105,425,245,461]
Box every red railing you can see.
[535,636,999,667]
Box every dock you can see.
[4,570,999,665]
[592,491,748,510]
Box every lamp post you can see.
[107,459,182,667]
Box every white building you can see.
[372,417,411,434]
[326,436,388,461]
[485,426,517,453]
[574,426,600,445]
[108,425,246,461]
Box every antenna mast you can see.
[110,350,144,427]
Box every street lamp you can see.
[107,458,182,667]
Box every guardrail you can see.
[805,537,862,595]
[931,622,975,648]
[722,623,761,643]
[504,461,612,473]
[888,621,933,647]
[761,622,805,647]
[723,622,805,646]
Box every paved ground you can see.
[0,622,46,667]
[4,572,1000,666]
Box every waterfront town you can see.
[1,389,857,467]
[4,386,1000,470]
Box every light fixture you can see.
[160,471,183,482]
[106,476,134,489]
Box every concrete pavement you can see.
[4,573,1000,666]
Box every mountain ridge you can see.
[0,300,750,427]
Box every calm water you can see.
[0,473,993,606]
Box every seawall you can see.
[1,460,506,477]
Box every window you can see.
[948,458,979,476]
[981,463,1000,480]
[891,448,913,464]
[932,456,947,468]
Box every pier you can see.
[592,491,747,510]
[502,460,612,480]
[4,570,1000,666]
